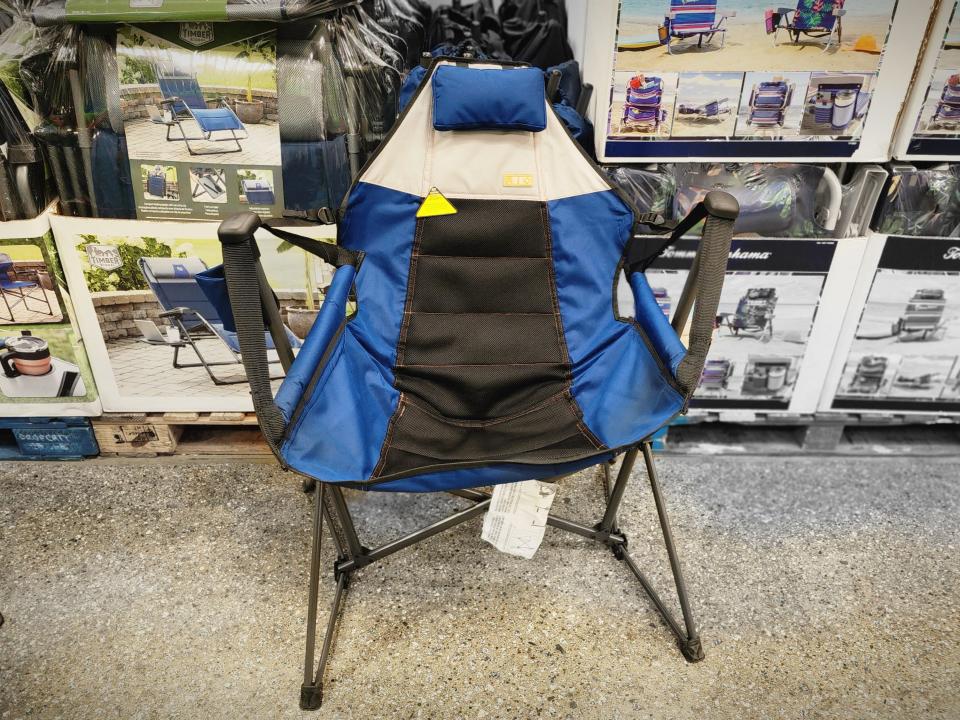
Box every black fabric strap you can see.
[261,221,359,268]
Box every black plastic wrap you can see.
[875,165,960,237]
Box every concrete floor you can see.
[0,455,958,719]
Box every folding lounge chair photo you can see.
[663,0,734,54]
[137,256,301,385]
[748,80,793,128]
[0,253,54,322]
[767,0,845,52]
[677,97,730,121]
[153,67,248,155]
[213,58,739,710]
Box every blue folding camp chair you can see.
[214,58,738,710]
[0,252,54,322]
[137,257,301,385]
[767,0,845,52]
[241,178,276,205]
[154,67,248,155]
[663,0,734,54]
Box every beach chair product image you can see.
[619,74,667,133]
[241,179,276,205]
[806,76,870,131]
[662,0,734,54]
[767,0,845,52]
[847,355,888,395]
[137,257,301,385]
[898,289,946,341]
[676,98,730,121]
[724,288,777,341]
[653,286,671,318]
[191,168,227,201]
[154,67,248,155]
[747,80,793,128]
[932,75,960,129]
[699,358,733,392]
[0,253,54,322]
[213,59,739,710]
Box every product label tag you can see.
[481,480,557,559]
[416,187,458,218]
[503,173,534,188]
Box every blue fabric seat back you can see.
[157,75,207,114]
[276,61,688,492]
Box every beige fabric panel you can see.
[359,62,611,202]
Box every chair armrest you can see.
[671,192,738,397]
[159,97,179,106]
[158,307,189,318]
[217,213,360,450]
[834,8,846,15]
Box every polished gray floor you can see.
[1,454,957,719]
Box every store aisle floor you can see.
[1,454,957,719]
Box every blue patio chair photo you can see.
[214,59,738,710]
[241,178,276,205]
[0,252,54,322]
[137,256,301,386]
[153,67,248,155]
[767,0,845,52]
[662,0,735,54]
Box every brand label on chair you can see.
[481,480,557,559]
[416,188,458,218]
[502,173,534,188]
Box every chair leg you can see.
[605,441,704,662]
[301,483,356,711]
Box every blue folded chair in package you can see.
[137,257,301,385]
[154,67,248,155]
[215,59,738,710]
[241,178,276,205]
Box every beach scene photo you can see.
[615,0,895,74]
[671,72,743,137]
[734,71,808,138]
[798,72,874,138]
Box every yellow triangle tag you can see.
[416,187,457,218]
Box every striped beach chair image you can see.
[748,81,793,127]
[663,0,734,55]
[932,75,960,129]
[619,74,667,133]
[677,98,730,120]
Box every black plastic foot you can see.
[679,635,705,663]
[303,477,316,493]
[300,683,323,710]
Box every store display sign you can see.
[116,22,284,221]
[604,0,896,159]
[0,214,99,416]
[50,215,335,413]
[832,236,960,413]
[904,1,960,156]
[622,238,839,410]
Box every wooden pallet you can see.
[92,412,269,458]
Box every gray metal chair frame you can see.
[215,191,738,710]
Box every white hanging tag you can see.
[481,480,557,559]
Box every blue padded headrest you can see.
[432,65,547,132]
